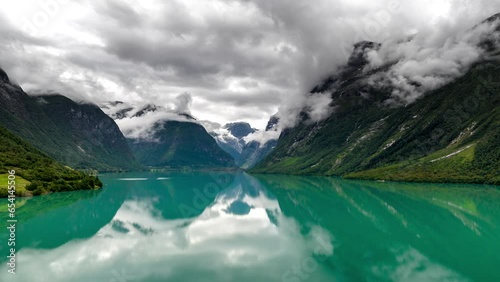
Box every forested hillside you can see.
[0,126,102,197]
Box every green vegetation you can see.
[346,142,499,185]
[0,174,29,197]
[0,126,102,197]
[129,121,235,169]
[253,61,500,185]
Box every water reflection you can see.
[0,172,336,282]
[257,175,500,281]
[1,172,499,281]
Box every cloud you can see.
[102,93,198,141]
[304,92,334,123]
[246,0,500,129]
[174,92,193,114]
[365,16,500,104]
[0,0,499,130]
[0,180,335,282]
[199,120,222,133]
[243,130,281,145]
[116,111,196,141]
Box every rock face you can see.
[0,70,139,171]
[239,139,277,169]
[0,68,9,84]
[253,15,500,184]
[265,116,279,131]
[102,101,236,169]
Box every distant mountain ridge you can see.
[224,122,257,138]
[211,122,255,163]
[128,121,236,169]
[211,119,278,169]
[101,101,235,169]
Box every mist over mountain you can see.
[101,99,196,141]
[101,99,235,169]
[268,12,500,136]
[253,13,500,184]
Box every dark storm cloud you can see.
[95,9,280,80]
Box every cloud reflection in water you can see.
[2,175,335,282]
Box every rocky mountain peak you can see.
[0,68,10,84]
[265,116,279,131]
[347,41,381,69]
[179,113,197,120]
[223,122,256,138]
[133,104,162,118]
[311,40,381,94]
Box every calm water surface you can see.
[1,172,499,282]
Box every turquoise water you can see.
[1,172,500,281]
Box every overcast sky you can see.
[0,0,499,129]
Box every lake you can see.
[1,172,499,281]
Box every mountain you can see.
[224,122,257,138]
[239,140,277,169]
[128,121,236,168]
[238,117,279,169]
[0,126,102,197]
[478,13,500,53]
[36,94,140,170]
[102,102,236,169]
[211,122,256,163]
[253,17,500,185]
[0,73,139,171]
[211,119,278,169]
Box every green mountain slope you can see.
[0,126,102,197]
[253,58,500,184]
[128,121,236,169]
[0,69,139,171]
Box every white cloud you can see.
[102,92,200,141]
[199,120,223,133]
[243,130,281,145]
[365,17,500,104]
[116,111,196,141]
[174,92,193,114]
[305,92,334,123]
